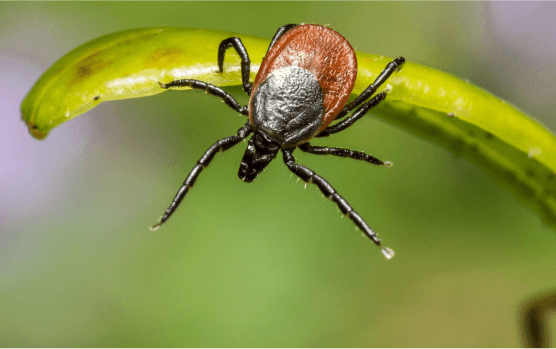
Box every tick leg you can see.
[218,37,252,96]
[520,290,556,348]
[159,80,248,116]
[298,143,391,167]
[335,57,405,120]
[282,148,393,257]
[150,123,252,230]
[266,24,297,53]
[317,92,386,138]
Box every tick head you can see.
[238,132,279,183]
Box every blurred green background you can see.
[2,2,556,347]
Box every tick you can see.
[151,24,405,258]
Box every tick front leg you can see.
[335,57,405,120]
[218,37,252,96]
[282,148,394,258]
[266,24,297,53]
[299,143,391,167]
[317,92,386,137]
[150,123,252,230]
[159,80,248,116]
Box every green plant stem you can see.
[20,27,556,229]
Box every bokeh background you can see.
[2,2,556,347]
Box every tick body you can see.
[152,24,405,259]
[250,25,357,146]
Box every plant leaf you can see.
[21,27,556,229]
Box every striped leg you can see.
[299,143,391,167]
[151,123,252,230]
[334,56,405,120]
[159,80,248,116]
[317,92,386,138]
[218,37,252,96]
[266,24,297,53]
[282,148,394,258]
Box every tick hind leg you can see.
[151,123,252,230]
[282,148,394,258]
[159,80,248,116]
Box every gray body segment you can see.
[251,66,324,147]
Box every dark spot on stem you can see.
[518,181,535,197]
[451,139,465,157]
[93,96,101,101]
[505,170,516,183]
